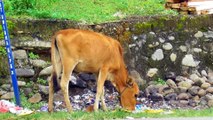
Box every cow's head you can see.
[119,76,139,111]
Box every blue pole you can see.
[0,0,21,106]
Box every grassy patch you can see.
[1,108,213,120]
[4,0,177,24]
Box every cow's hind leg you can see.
[48,75,54,112]
[61,60,78,112]
[94,67,108,111]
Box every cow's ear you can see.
[127,76,134,87]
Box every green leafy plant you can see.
[0,20,15,39]
[37,77,48,85]
[25,81,34,88]
[28,52,39,60]
[154,78,166,85]
[0,46,7,56]
[0,47,9,77]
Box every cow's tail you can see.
[51,34,62,92]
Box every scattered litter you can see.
[133,104,174,115]
[0,100,33,116]
[40,105,48,112]
[145,109,164,114]
[16,109,34,116]
[0,100,22,113]
[133,104,150,113]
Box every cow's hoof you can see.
[86,105,94,112]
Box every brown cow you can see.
[48,29,139,112]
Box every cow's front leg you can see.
[100,88,107,111]
[94,68,108,111]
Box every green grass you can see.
[4,0,177,24]
[0,108,213,120]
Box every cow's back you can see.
[55,29,123,73]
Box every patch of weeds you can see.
[0,20,15,39]
[154,78,166,85]
[0,46,7,56]
[37,77,48,85]
[12,93,45,110]
[0,47,9,77]
[25,81,34,88]
[28,52,39,59]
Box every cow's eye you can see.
[134,94,138,98]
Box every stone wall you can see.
[0,15,213,108]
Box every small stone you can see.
[179,100,189,105]
[23,88,33,96]
[170,53,177,62]
[182,54,198,67]
[13,50,28,59]
[174,87,187,94]
[151,49,164,61]
[208,100,213,107]
[147,68,158,77]
[159,37,165,43]
[201,83,211,89]
[16,68,35,77]
[204,31,213,38]
[178,81,192,89]
[165,72,176,80]
[38,85,49,95]
[198,89,206,97]
[163,43,173,50]
[191,76,205,86]
[179,45,187,52]
[168,36,175,41]
[200,97,207,105]
[149,32,155,35]
[188,86,200,96]
[193,48,202,53]
[145,85,159,96]
[130,70,146,87]
[1,84,11,91]
[148,93,164,101]
[166,79,177,88]
[206,87,213,93]
[30,59,47,68]
[194,31,203,38]
[0,89,7,95]
[175,76,185,82]
[201,70,208,77]
[205,94,213,101]
[193,95,200,102]
[17,81,26,87]
[39,66,53,76]
[190,73,199,81]
[54,91,64,101]
[165,93,177,101]
[177,93,189,100]
[162,87,175,96]
[95,25,103,31]
[129,44,136,48]
[1,92,14,99]
[28,93,42,103]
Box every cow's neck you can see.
[114,63,128,93]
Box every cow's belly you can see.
[74,62,100,73]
